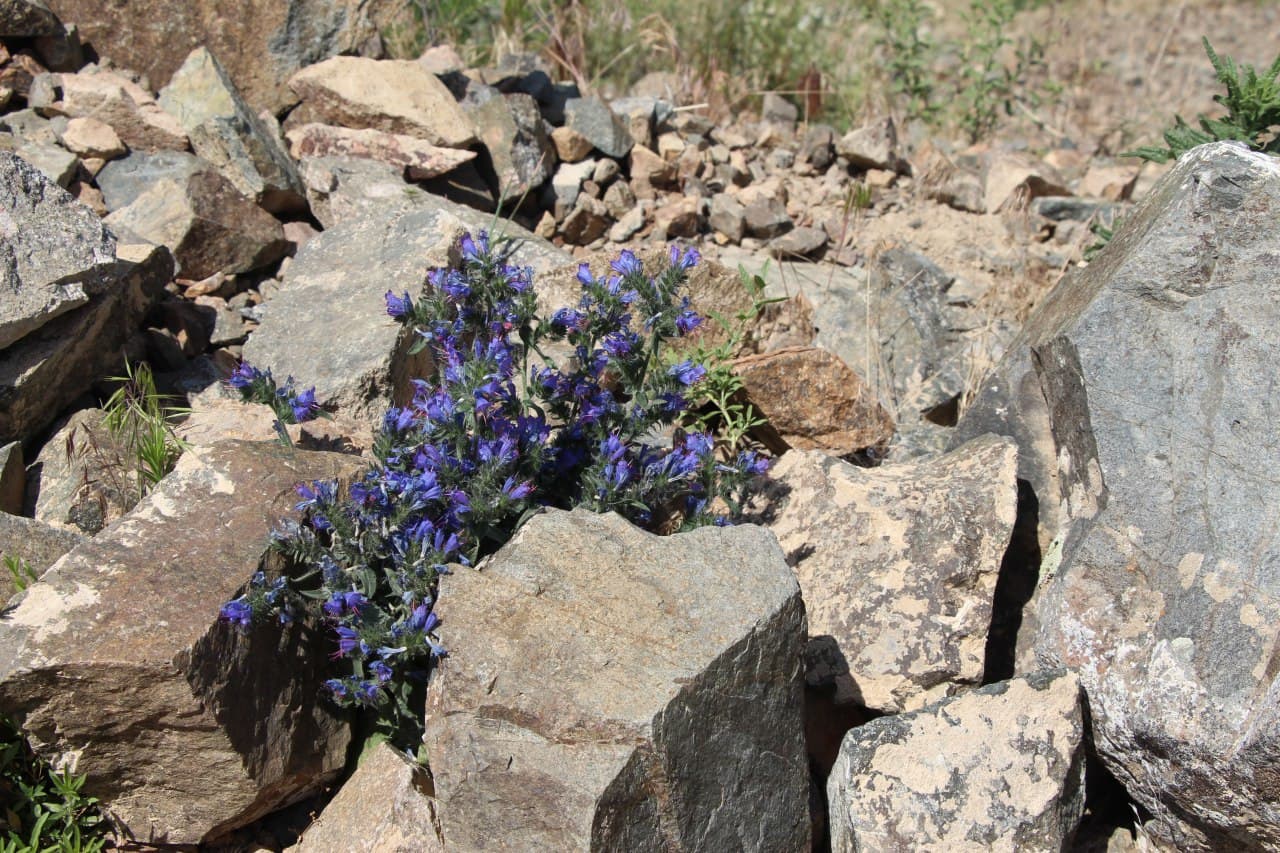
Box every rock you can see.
[954,142,1280,849]
[652,194,701,239]
[608,205,645,242]
[548,157,596,215]
[560,194,609,245]
[799,124,836,170]
[1030,196,1120,223]
[158,47,305,213]
[837,118,906,173]
[756,434,1017,713]
[709,193,746,242]
[176,396,297,447]
[550,124,593,162]
[768,225,827,259]
[295,154,411,229]
[628,143,676,200]
[242,194,568,424]
[0,238,169,444]
[0,441,21,514]
[54,69,188,151]
[290,743,442,852]
[94,148,204,211]
[287,57,476,148]
[0,50,45,97]
[31,20,80,72]
[1078,162,1139,201]
[58,115,123,158]
[983,149,1071,213]
[733,346,894,456]
[466,91,553,199]
[13,139,77,187]
[827,671,1086,852]
[43,0,385,113]
[761,91,798,125]
[0,152,116,349]
[417,43,463,75]
[564,96,632,159]
[424,508,810,850]
[0,441,361,845]
[0,0,60,36]
[104,166,288,280]
[29,408,139,533]
[285,122,476,181]
[744,197,793,239]
[601,178,635,219]
[0,513,83,602]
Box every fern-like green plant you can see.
[1127,37,1280,162]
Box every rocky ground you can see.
[2,0,1280,850]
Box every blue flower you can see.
[324,678,349,700]
[676,309,702,336]
[370,660,394,683]
[220,598,252,627]
[460,231,489,262]
[227,362,265,390]
[290,386,319,422]
[668,360,707,386]
[611,249,643,276]
[408,602,440,634]
[501,476,534,500]
[385,291,413,318]
[669,244,700,271]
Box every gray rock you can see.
[799,124,836,170]
[828,671,1086,852]
[424,508,811,850]
[0,152,116,350]
[709,193,746,242]
[561,194,609,245]
[104,166,288,280]
[0,512,83,602]
[1030,195,1120,223]
[549,157,596,216]
[53,69,188,152]
[608,205,645,242]
[837,118,906,173]
[467,91,554,200]
[0,0,60,36]
[13,141,77,186]
[564,96,633,159]
[761,91,798,125]
[768,225,827,259]
[295,154,412,230]
[29,408,138,533]
[285,123,476,182]
[158,47,305,213]
[755,436,1017,713]
[242,194,568,424]
[94,149,204,212]
[743,197,792,239]
[954,142,1280,850]
[0,441,361,845]
[0,239,169,443]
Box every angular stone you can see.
[0,441,361,845]
[836,118,905,173]
[29,408,138,534]
[708,193,746,242]
[0,513,83,602]
[768,225,827,259]
[954,142,1280,850]
[104,166,288,280]
[744,197,793,239]
[1030,195,1120,223]
[1078,162,1139,201]
[733,346,894,456]
[564,96,632,159]
[466,91,553,199]
[601,177,635,220]
[0,0,61,36]
[549,157,595,216]
[628,143,675,200]
[550,124,593,162]
[757,435,1017,713]
[295,154,410,229]
[0,239,169,444]
[54,69,188,151]
[983,149,1070,213]
[425,508,810,851]
[158,47,305,213]
[799,124,836,170]
[287,56,476,148]
[608,205,644,242]
[13,139,76,186]
[561,194,609,245]
[94,148,204,212]
[291,743,443,852]
[242,194,568,424]
[652,194,700,240]
[43,0,384,113]
[0,152,116,349]
[58,116,123,158]
[828,671,1086,852]
[285,122,476,181]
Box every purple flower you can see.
[738,450,770,477]
[668,360,707,386]
[675,310,702,336]
[576,263,595,286]
[228,362,264,390]
[602,332,636,358]
[324,678,349,700]
[408,602,440,634]
[611,250,643,276]
[600,433,627,462]
[385,290,413,318]
[334,626,368,658]
[370,659,394,683]
[669,244,700,271]
[220,598,252,627]
[290,386,319,422]
[460,231,489,262]
[501,476,534,500]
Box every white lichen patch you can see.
[9,581,100,643]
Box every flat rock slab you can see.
[242,193,568,424]
[827,671,1086,852]
[425,508,811,851]
[285,122,477,180]
[287,56,476,148]
[0,441,363,845]
[0,152,116,350]
[756,435,1017,713]
[734,345,894,456]
[955,142,1280,849]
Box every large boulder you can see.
[464,89,554,199]
[827,670,1086,852]
[43,0,387,113]
[242,193,568,424]
[755,435,1017,714]
[954,142,1280,849]
[424,508,810,850]
[158,47,305,213]
[0,152,116,349]
[0,441,363,845]
[287,56,476,148]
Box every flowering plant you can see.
[221,233,768,748]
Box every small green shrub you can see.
[3,555,37,595]
[101,362,189,495]
[1127,37,1280,162]
[873,0,938,123]
[0,715,107,852]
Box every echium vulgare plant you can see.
[220,232,770,751]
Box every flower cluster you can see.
[220,233,769,746]
[227,363,321,424]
